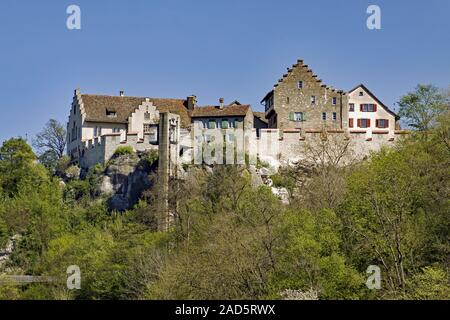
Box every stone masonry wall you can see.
[271,60,349,131]
[80,133,158,170]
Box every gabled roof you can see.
[260,58,345,103]
[253,112,268,123]
[190,104,250,118]
[228,100,242,105]
[79,94,191,127]
[348,84,399,119]
[260,90,274,103]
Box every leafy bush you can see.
[113,146,135,156]
[140,150,158,168]
[0,217,9,247]
[405,267,450,300]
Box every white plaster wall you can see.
[348,86,396,138]
[82,122,127,140]
[66,94,84,159]
[128,100,160,139]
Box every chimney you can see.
[219,98,224,109]
[187,95,197,111]
[119,90,125,97]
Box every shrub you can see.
[141,150,158,167]
[114,146,135,156]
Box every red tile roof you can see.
[80,94,191,128]
[190,104,250,118]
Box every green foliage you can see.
[113,146,135,156]
[405,267,450,300]
[270,173,295,191]
[338,125,449,295]
[138,150,159,170]
[0,276,21,300]
[398,84,448,131]
[0,217,8,247]
[0,138,48,197]
[269,209,365,299]
[38,220,168,300]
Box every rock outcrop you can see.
[97,151,157,211]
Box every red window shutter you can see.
[385,119,389,128]
[357,119,361,128]
[375,119,379,128]
[373,104,377,112]
[349,118,353,128]
[360,104,363,112]
[367,119,371,127]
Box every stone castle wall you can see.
[79,122,409,173]
[248,128,408,168]
[80,132,159,170]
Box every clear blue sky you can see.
[0,0,449,143]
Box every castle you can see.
[66,59,406,172]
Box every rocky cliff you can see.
[95,150,157,211]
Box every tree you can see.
[270,209,365,299]
[0,138,47,196]
[32,119,66,169]
[397,84,448,132]
[338,132,449,295]
[405,267,450,300]
[280,132,356,210]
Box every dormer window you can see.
[297,81,303,89]
[106,110,117,118]
[144,112,150,120]
[332,97,337,105]
[359,91,364,96]
[311,96,316,105]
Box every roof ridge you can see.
[81,93,185,101]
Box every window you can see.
[332,97,337,105]
[226,133,235,142]
[322,112,327,121]
[291,112,304,121]
[113,128,120,133]
[311,96,316,105]
[349,118,354,128]
[222,119,229,129]
[360,104,377,112]
[265,96,274,111]
[286,97,290,104]
[208,120,216,129]
[332,112,337,121]
[358,119,371,128]
[297,81,303,89]
[106,110,117,118]
[143,123,151,133]
[376,119,389,128]
[144,112,151,120]
[349,103,355,112]
[93,126,102,136]
[359,91,364,96]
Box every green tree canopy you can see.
[398,84,448,132]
